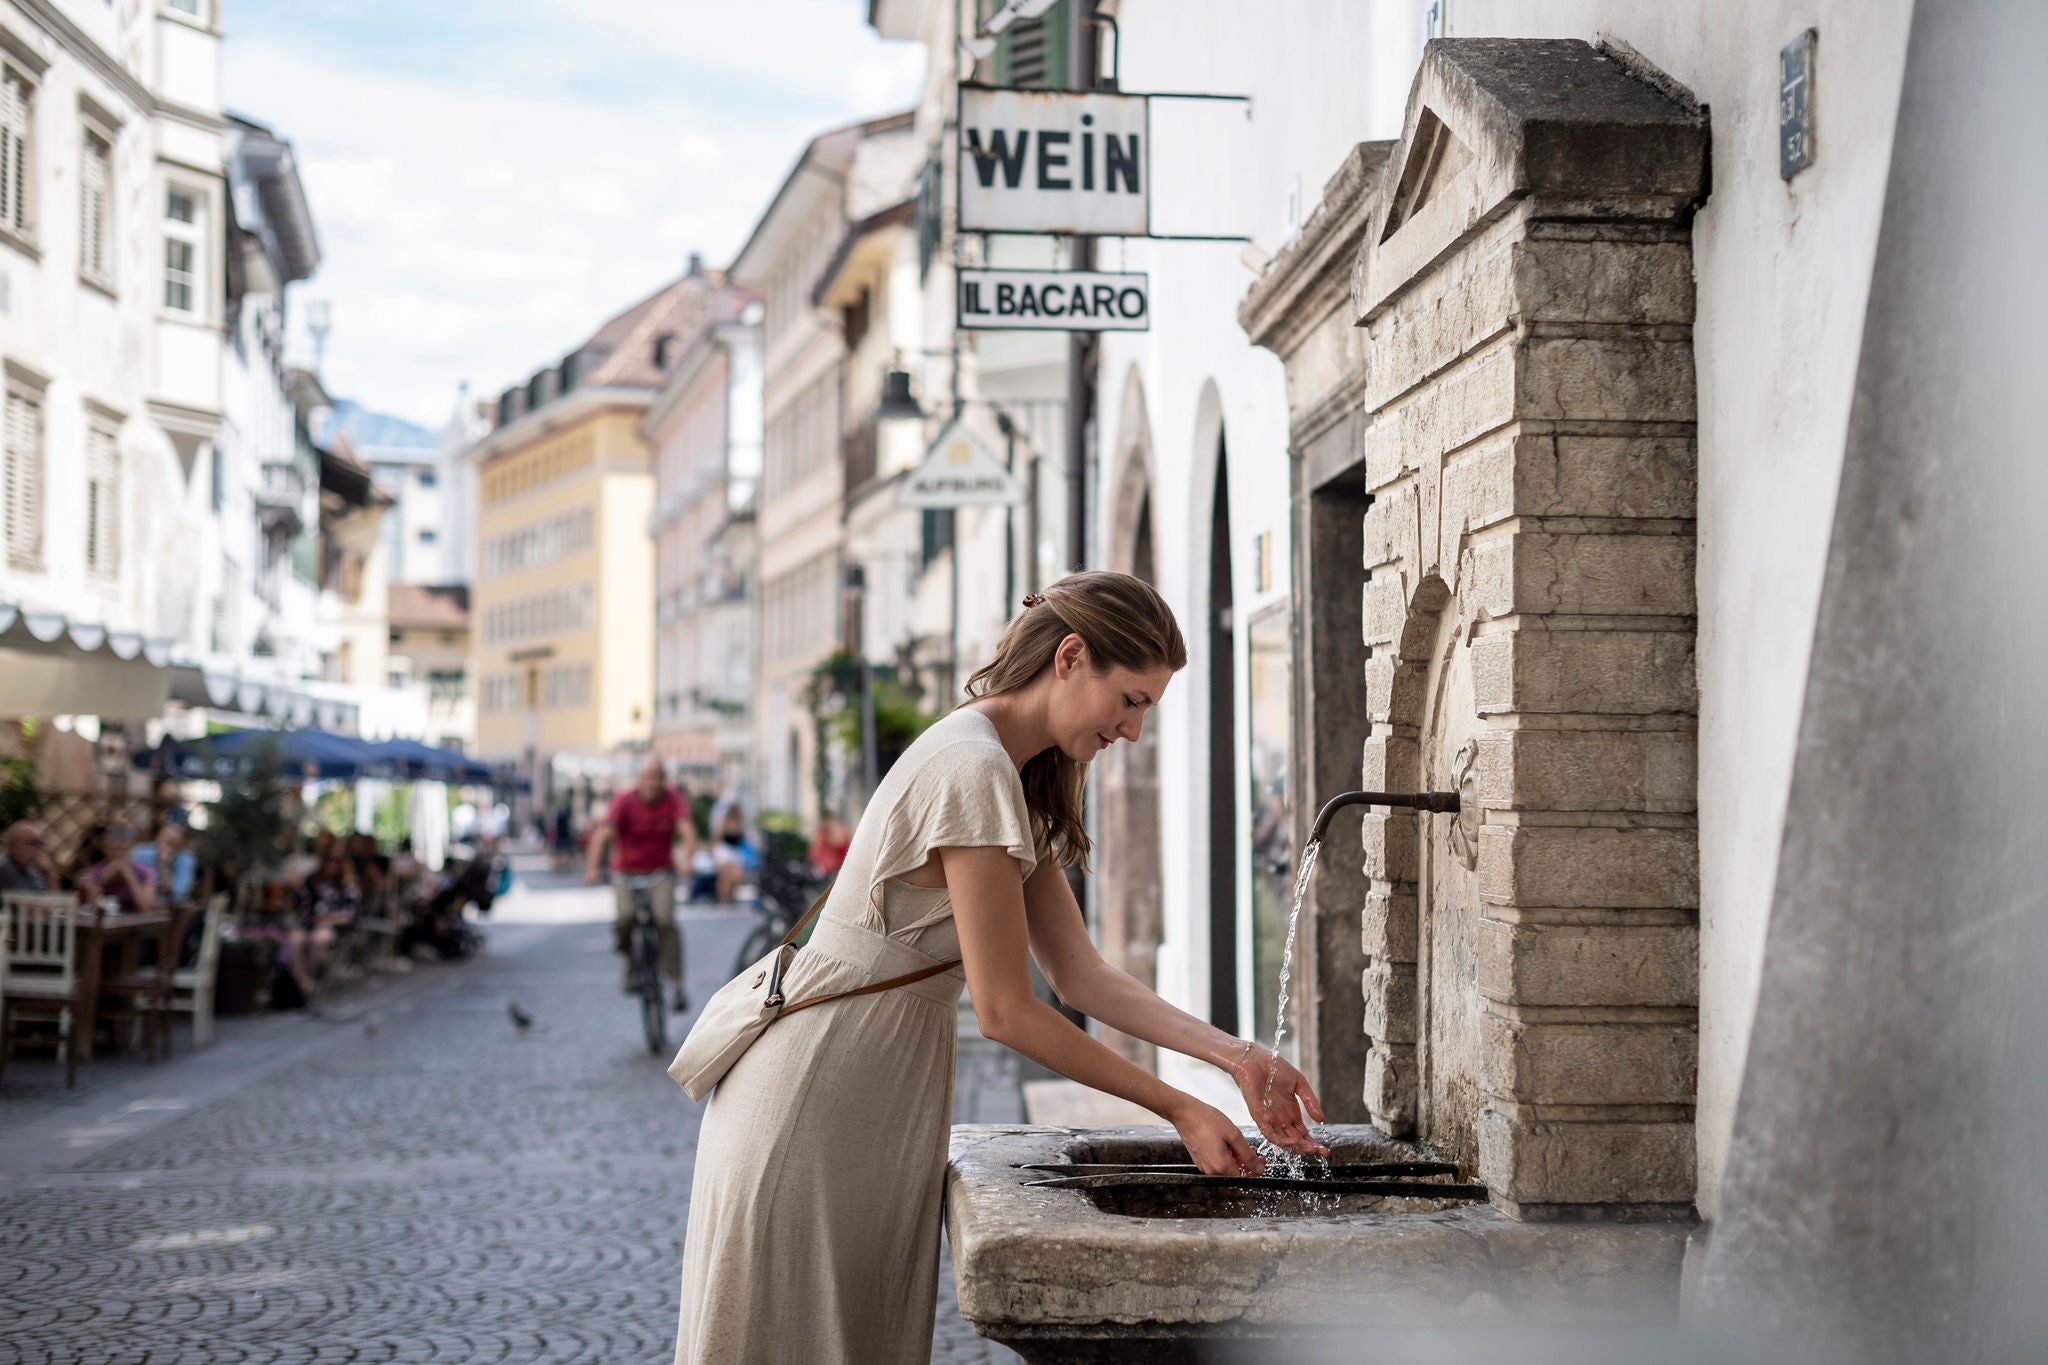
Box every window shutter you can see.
[0,66,30,234]
[4,387,43,568]
[86,424,119,578]
[993,1,1069,89]
[81,131,111,284]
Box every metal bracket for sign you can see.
[955,83,1253,243]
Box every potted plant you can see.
[0,736,46,830]
[215,923,283,1015]
[193,739,294,1012]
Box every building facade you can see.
[0,0,229,655]
[466,274,718,803]
[729,111,916,823]
[872,0,1917,1232]
[220,114,321,683]
[814,195,924,817]
[365,446,446,586]
[642,269,761,803]
[0,4,393,743]
[386,582,473,753]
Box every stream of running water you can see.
[1253,838,1334,1211]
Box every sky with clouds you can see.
[222,0,925,428]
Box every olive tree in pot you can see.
[194,739,294,1013]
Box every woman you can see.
[807,808,852,878]
[78,824,157,914]
[675,571,1326,1364]
[708,799,755,903]
[287,845,359,1000]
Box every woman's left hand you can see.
[1229,1043,1329,1157]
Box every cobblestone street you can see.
[0,861,1021,1364]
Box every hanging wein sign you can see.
[958,86,1149,235]
[958,267,1150,331]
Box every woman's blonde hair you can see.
[963,570,1187,870]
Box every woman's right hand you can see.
[1168,1095,1264,1176]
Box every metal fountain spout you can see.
[1308,789,1460,844]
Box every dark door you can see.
[1208,442,1239,1034]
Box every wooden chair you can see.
[98,905,186,1062]
[1,892,98,1088]
[169,894,227,1050]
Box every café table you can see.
[77,905,174,1062]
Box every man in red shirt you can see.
[585,757,698,1009]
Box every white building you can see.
[0,2,360,737]
[365,445,446,586]
[877,0,1919,1236]
[0,0,231,657]
[218,113,321,682]
[643,273,762,803]
[433,383,486,586]
[729,111,919,821]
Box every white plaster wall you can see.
[0,2,221,651]
[1100,0,1909,1213]
[1437,0,1910,1218]
[1094,0,1393,1114]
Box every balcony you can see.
[255,459,308,537]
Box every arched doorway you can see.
[1099,372,1166,1066]
[1207,440,1238,1035]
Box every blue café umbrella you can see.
[364,738,494,785]
[141,727,381,781]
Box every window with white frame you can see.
[164,0,205,17]
[0,62,33,240]
[85,421,119,579]
[79,124,112,288]
[3,378,43,568]
[162,185,202,314]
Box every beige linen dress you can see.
[675,707,1038,1365]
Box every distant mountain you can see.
[328,398,439,451]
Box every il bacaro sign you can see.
[958,86,1148,235]
[958,268,1149,332]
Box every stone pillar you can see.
[1251,38,1709,1218]
[1351,39,1707,1216]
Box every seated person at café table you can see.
[0,819,58,891]
[288,847,360,999]
[132,823,197,906]
[79,824,157,913]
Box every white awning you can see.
[0,604,177,721]
[0,603,357,731]
[165,662,359,732]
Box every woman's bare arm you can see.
[1020,857,1326,1155]
[942,844,1263,1175]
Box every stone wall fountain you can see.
[945,37,1711,1361]
[946,1123,1688,1363]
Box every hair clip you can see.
[1021,593,1042,608]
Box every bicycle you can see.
[731,857,826,977]
[617,871,672,1055]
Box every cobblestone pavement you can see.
[0,860,1021,1364]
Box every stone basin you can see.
[946,1124,1692,1364]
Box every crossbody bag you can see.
[665,883,961,1101]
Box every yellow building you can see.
[466,274,719,804]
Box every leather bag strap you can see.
[778,957,963,1019]
[767,876,963,1017]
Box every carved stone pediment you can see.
[1243,36,1712,1218]
[1354,38,1707,325]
